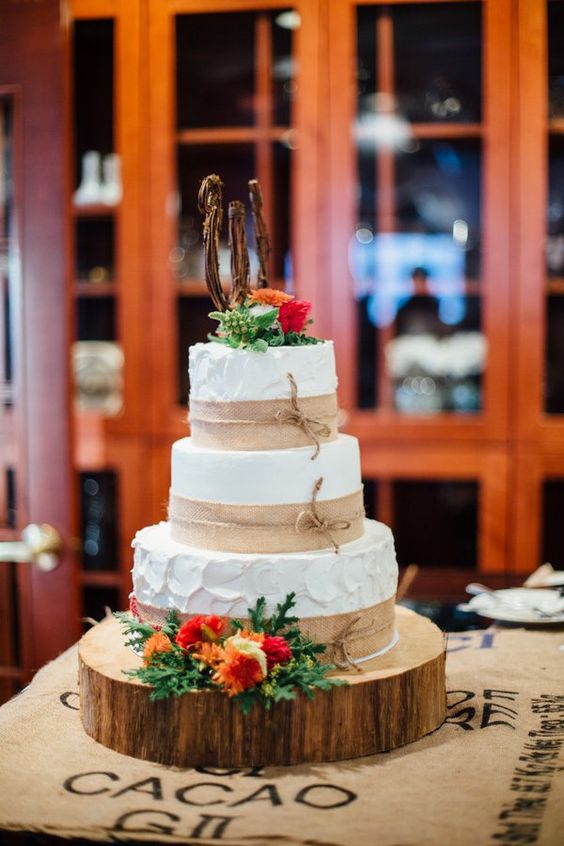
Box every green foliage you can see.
[114,609,180,651]
[247,596,267,633]
[126,649,214,702]
[264,592,299,635]
[284,331,322,346]
[208,305,279,351]
[208,299,322,351]
[115,593,347,713]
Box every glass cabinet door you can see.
[329,0,510,435]
[355,4,482,415]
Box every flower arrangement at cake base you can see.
[115,593,347,714]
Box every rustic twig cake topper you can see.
[198,173,271,311]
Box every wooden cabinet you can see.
[67,0,564,616]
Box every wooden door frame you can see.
[0,0,80,675]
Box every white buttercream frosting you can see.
[188,341,338,402]
[170,433,361,504]
[132,519,398,618]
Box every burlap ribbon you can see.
[189,373,338,459]
[132,595,397,668]
[169,478,365,554]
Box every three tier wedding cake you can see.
[128,174,399,671]
[131,338,399,667]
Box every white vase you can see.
[100,153,122,206]
[73,150,103,206]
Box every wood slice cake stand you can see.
[79,606,446,767]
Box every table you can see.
[0,622,563,845]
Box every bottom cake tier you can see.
[131,518,398,665]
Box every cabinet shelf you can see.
[80,571,122,588]
[176,280,209,297]
[176,126,290,145]
[547,279,564,294]
[176,123,481,145]
[72,203,118,218]
[410,122,482,139]
[75,281,116,296]
[409,278,481,296]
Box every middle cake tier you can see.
[169,434,365,554]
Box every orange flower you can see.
[236,629,264,644]
[248,288,293,307]
[143,631,172,663]
[212,634,267,697]
[192,640,224,669]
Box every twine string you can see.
[326,616,382,671]
[275,373,332,460]
[295,477,352,553]
[328,616,363,671]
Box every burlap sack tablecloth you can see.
[0,624,563,845]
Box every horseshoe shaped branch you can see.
[198,173,271,311]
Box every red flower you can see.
[261,635,292,670]
[278,300,312,334]
[175,614,226,649]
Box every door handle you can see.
[0,523,63,572]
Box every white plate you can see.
[544,572,564,587]
[461,588,564,624]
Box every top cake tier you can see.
[188,342,339,453]
[189,341,337,402]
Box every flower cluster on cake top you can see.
[209,287,322,353]
[116,593,345,713]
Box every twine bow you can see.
[295,477,353,553]
[326,615,377,671]
[276,373,332,460]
